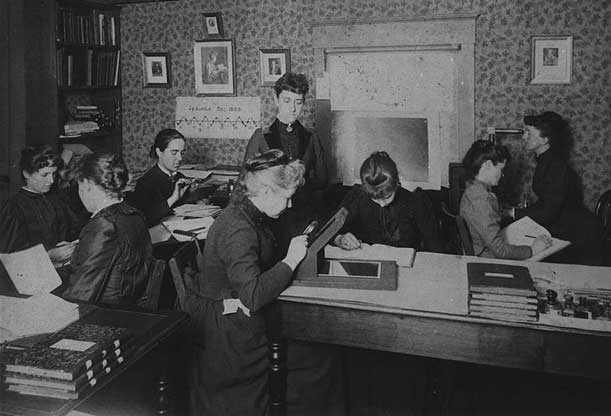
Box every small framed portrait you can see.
[194,39,236,96]
[142,52,171,88]
[530,35,573,84]
[202,12,224,38]
[259,48,291,87]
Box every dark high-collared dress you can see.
[0,188,77,253]
[129,164,186,227]
[515,149,604,265]
[62,202,153,305]
[186,196,293,415]
[339,186,446,252]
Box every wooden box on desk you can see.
[293,208,398,290]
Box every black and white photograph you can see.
[142,52,171,87]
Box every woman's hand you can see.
[531,235,553,255]
[167,178,191,207]
[48,240,78,264]
[283,235,308,271]
[334,233,361,250]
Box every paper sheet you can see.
[501,216,571,261]
[0,294,79,343]
[0,244,62,295]
[162,217,215,242]
[324,244,416,268]
[173,204,221,218]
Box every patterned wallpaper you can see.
[120,0,611,210]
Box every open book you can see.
[500,216,571,262]
[324,243,416,268]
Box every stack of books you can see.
[2,322,132,400]
[63,120,100,136]
[467,262,539,323]
[73,105,101,121]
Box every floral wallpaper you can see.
[120,0,611,210]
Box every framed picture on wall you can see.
[530,35,572,84]
[202,12,224,38]
[142,52,171,88]
[194,39,236,96]
[259,48,290,86]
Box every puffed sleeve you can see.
[336,187,361,236]
[306,131,328,190]
[132,178,172,227]
[462,186,532,260]
[219,221,293,312]
[0,202,28,253]
[63,217,118,302]
[243,128,268,164]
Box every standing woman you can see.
[0,145,79,265]
[130,128,190,226]
[62,153,153,305]
[186,150,308,415]
[510,111,604,265]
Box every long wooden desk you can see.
[0,306,188,416]
[278,253,611,381]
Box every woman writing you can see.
[334,151,445,252]
[460,140,551,259]
[62,153,153,304]
[186,149,309,415]
[0,145,79,265]
[510,111,604,265]
[130,128,191,226]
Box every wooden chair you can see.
[139,258,166,311]
[456,215,475,256]
[168,239,202,310]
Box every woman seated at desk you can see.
[509,111,604,265]
[460,140,552,259]
[0,145,79,266]
[130,128,191,226]
[333,151,445,252]
[62,153,153,304]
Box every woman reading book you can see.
[129,128,191,226]
[333,151,445,252]
[460,140,552,259]
[62,153,153,304]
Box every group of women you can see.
[0,71,606,415]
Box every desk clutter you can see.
[1,321,133,400]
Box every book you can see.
[469,310,538,323]
[5,322,132,381]
[501,216,571,261]
[470,292,539,304]
[470,299,538,311]
[467,262,537,297]
[7,354,125,400]
[324,244,416,268]
[470,305,537,317]
[4,348,122,391]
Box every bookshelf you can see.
[55,0,122,155]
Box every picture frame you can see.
[530,35,573,84]
[259,48,291,87]
[202,12,224,38]
[194,39,236,96]
[142,52,171,88]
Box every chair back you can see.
[169,240,202,310]
[139,258,166,311]
[456,215,475,256]
[595,190,611,235]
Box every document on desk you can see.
[163,217,215,242]
[178,164,212,180]
[0,293,79,343]
[324,244,416,268]
[501,216,571,261]
[173,204,222,218]
[0,244,62,295]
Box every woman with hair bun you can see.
[460,140,552,259]
[62,153,153,304]
[334,151,445,252]
[130,128,191,226]
[510,111,604,265]
[186,149,313,415]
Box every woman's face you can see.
[275,90,304,125]
[523,125,548,152]
[23,165,57,194]
[156,138,185,172]
[260,186,296,218]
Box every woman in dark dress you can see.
[186,149,308,415]
[512,111,604,265]
[130,128,191,226]
[334,151,446,252]
[0,145,79,265]
[62,153,153,305]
